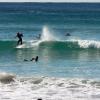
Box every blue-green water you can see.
[0,3,100,78]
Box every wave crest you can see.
[1,39,100,49]
[77,40,100,48]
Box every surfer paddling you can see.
[30,56,38,62]
[24,56,39,62]
[16,32,23,45]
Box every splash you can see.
[29,26,57,48]
[41,26,56,41]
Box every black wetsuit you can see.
[35,56,38,62]
[16,33,23,45]
[66,33,71,36]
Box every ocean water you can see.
[0,3,100,100]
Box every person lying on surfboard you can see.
[16,32,23,45]
[24,56,39,62]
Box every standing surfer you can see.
[16,32,23,45]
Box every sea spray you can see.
[24,26,58,48]
[41,26,57,41]
[29,26,58,48]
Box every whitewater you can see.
[0,73,100,100]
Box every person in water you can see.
[24,56,39,62]
[65,33,71,36]
[16,32,23,45]
[30,56,39,62]
[35,34,41,40]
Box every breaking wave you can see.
[1,39,100,50]
[0,72,100,100]
[0,26,100,49]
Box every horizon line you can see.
[0,1,100,3]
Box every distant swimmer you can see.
[24,56,39,62]
[36,34,41,40]
[65,33,71,36]
[16,32,23,45]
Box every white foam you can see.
[16,44,26,48]
[0,76,100,100]
[41,26,57,41]
[66,38,100,49]
[0,72,15,83]
[77,40,100,48]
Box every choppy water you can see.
[0,3,100,100]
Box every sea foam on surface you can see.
[0,72,15,83]
[0,76,100,100]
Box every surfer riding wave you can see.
[16,32,23,45]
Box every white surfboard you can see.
[16,44,25,48]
